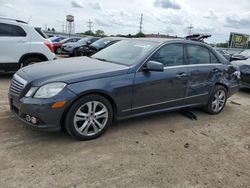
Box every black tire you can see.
[56,47,62,54]
[73,48,80,57]
[65,94,113,140]
[205,85,228,114]
[21,57,43,67]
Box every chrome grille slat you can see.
[9,74,27,96]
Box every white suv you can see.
[0,18,56,71]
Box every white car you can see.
[0,18,56,71]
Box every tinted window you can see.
[187,45,210,64]
[150,44,184,67]
[35,28,48,39]
[210,52,220,64]
[0,23,26,37]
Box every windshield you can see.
[240,50,250,56]
[77,38,91,45]
[92,40,158,66]
[90,38,113,49]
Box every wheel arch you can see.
[19,53,48,67]
[60,91,118,130]
[215,82,228,92]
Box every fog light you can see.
[25,115,31,122]
[31,117,37,124]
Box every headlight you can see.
[33,82,66,99]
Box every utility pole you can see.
[187,24,193,35]
[62,23,65,33]
[87,19,93,32]
[139,14,143,33]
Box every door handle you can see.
[176,72,188,78]
[211,68,220,73]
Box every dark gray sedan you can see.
[9,38,240,140]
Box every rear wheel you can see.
[205,85,227,114]
[56,48,62,54]
[65,94,113,140]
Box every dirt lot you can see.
[0,73,250,188]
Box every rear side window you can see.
[210,52,220,64]
[0,23,26,37]
[35,28,48,39]
[150,44,184,67]
[187,45,210,64]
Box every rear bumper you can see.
[240,81,250,89]
[228,84,240,97]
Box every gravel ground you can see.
[0,73,250,188]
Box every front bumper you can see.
[9,88,77,131]
[61,47,73,55]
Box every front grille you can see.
[10,74,27,96]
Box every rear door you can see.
[132,43,190,113]
[0,23,30,68]
[186,44,223,103]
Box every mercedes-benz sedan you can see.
[9,38,240,140]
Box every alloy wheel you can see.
[73,101,108,136]
[211,90,226,113]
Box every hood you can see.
[17,57,129,86]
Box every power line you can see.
[87,19,93,32]
[139,14,143,33]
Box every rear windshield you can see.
[35,28,48,39]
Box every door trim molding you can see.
[122,93,208,112]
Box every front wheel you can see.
[205,85,228,114]
[65,95,113,140]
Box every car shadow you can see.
[240,88,250,93]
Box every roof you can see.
[0,17,27,24]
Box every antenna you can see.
[27,16,32,23]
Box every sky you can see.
[0,0,250,43]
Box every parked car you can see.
[231,49,250,61]
[61,37,99,57]
[79,37,124,56]
[9,38,240,140]
[0,18,55,71]
[215,49,232,61]
[53,37,82,54]
[231,59,250,88]
[49,36,66,43]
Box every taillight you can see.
[44,41,54,53]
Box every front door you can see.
[132,43,189,113]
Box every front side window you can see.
[150,44,184,67]
[210,52,220,64]
[187,45,210,65]
[0,23,26,37]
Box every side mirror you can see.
[144,61,164,72]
